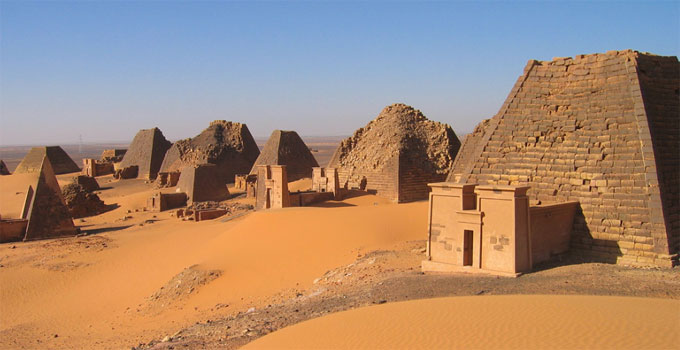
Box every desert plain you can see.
[0,138,678,350]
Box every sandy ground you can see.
[1,163,678,350]
[0,172,424,349]
[245,295,680,350]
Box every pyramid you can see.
[328,103,461,203]
[160,120,260,182]
[249,130,319,182]
[0,156,77,241]
[119,127,172,180]
[449,50,679,267]
[14,146,80,175]
[0,160,9,175]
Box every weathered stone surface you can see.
[14,146,80,175]
[328,103,461,202]
[100,149,127,162]
[450,50,679,267]
[249,130,319,182]
[119,128,171,180]
[160,121,259,183]
[62,183,107,219]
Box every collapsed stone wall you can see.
[62,183,107,219]
[328,103,460,202]
[451,50,679,267]
[160,121,259,183]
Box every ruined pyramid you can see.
[0,156,77,242]
[449,50,679,267]
[14,146,80,175]
[328,103,461,203]
[119,127,172,180]
[160,120,260,182]
[0,160,9,175]
[249,130,319,182]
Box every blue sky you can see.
[1,1,678,146]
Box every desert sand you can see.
[245,295,680,350]
[0,171,424,349]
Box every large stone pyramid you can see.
[328,103,461,203]
[14,146,80,175]
[160,120,260,182]
[449,50,679,267]
[0,156,77,241]
[119,127,172,180]
[249,130,319,182]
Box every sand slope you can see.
[245,295,680,350]
[0,175,426,350]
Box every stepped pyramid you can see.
[328,103,461,203]
[449,50,679,267]
[0,156,77,241]
[119,127,172,180]
[249,130,319,182]
[14,146,80,175]
[160,120,260,182]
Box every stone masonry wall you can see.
[454,50,678,267]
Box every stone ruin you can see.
[234,174,257,197]
[73,175,100,192]
[82,149,128,177]
[422,183,577,276]
[0,160,9,175]
[159,120,260,183]
[447,50,679,267]
[62,183,108,219]
[0,155,77,242]
[119,127,172,180]
[147,192,187,212]
[311,167,341,200]
[255,165,335,210]
[176,164,230,205]
[249,130,319,182]
[101,149,127,162]
[14,146,80,175]
[328,103,461,203]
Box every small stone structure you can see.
[176,164,230,204]
[156,171,181,188]
[101,149,127,162]
[311,167,341,199]
[235,174,257,197]
[0,155,77,242]
[449,50,679,267]
[0,160,9,175]
[159,120,260,183]
[147,192,187,212]
[119,127,172,180]
[114,165,138,179]
[255,165,290,210]
[422,183,577,276]
[82,158,115,177]
[73,175,100,192]
[249,130,319,182]
[15,146,80,175]
[255,165,335,210]
[328,103,461,203]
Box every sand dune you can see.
[0,175,426,349]
[245,295,680,350]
